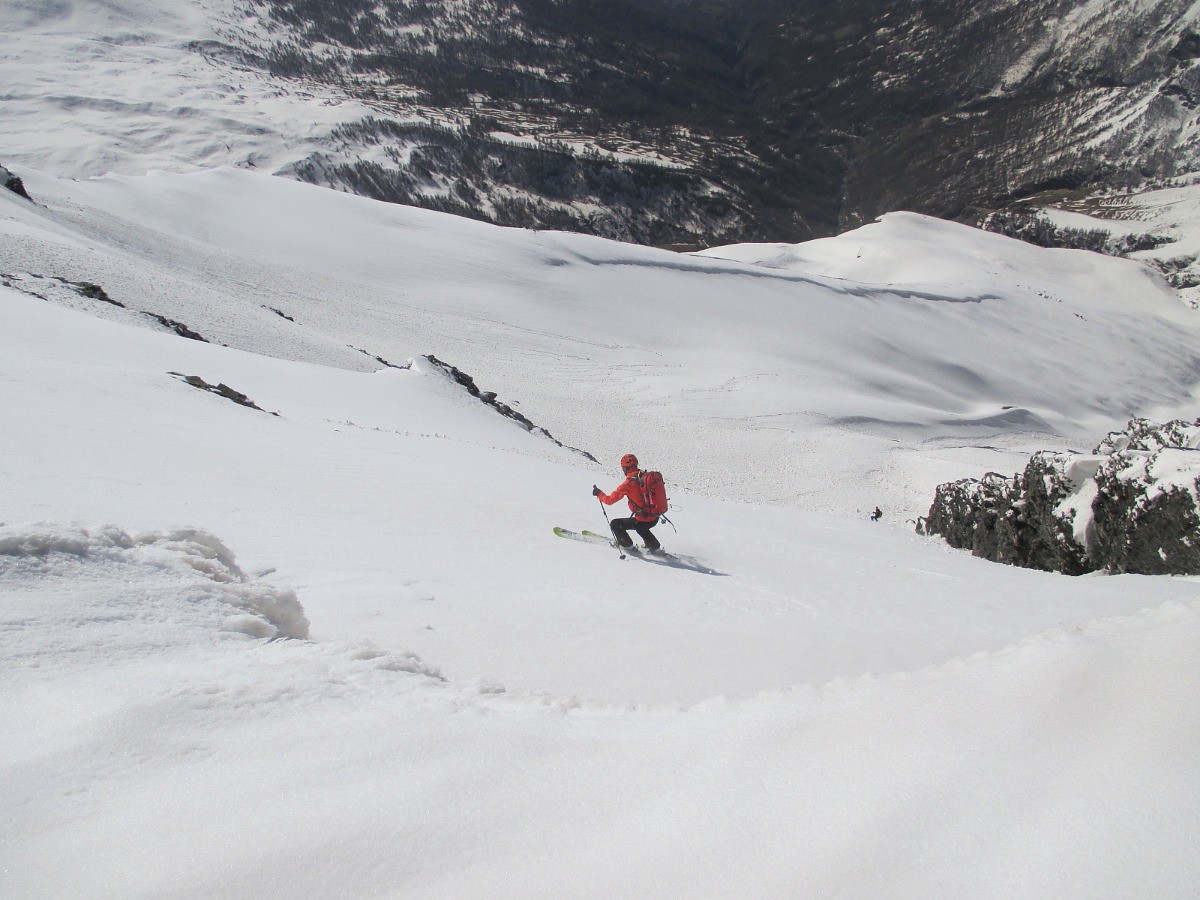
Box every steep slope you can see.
[730,0,1200,224]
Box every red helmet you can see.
[620,453,639,469]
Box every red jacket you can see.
[598,470,657,522]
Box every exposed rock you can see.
[2,273,124,307]
[1092,447,1200,575]
[924,471,1025,566]
[1015,451,1095,576]
[415,354,598,463]
[351,345,403,368]
[69,280,122,307]
[1,166,32,201]
[143,312,209,342]
[169,373,279,416]
[923,418,1200,575]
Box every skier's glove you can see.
[592,485,602,497]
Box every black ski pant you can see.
[610,516,660,551]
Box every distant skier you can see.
[871,506,882,521]
[593,453,664,553]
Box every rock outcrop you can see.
[413,355,598,463]
[923,418,1200,575]
[1,165,32,201]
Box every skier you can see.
[593,453,663,553]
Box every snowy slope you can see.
[5,168,1199,516]
[5,518,1199,899]
[0,0,369,177]
[3,169,1200,897]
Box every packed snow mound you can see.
[0,522,309,639]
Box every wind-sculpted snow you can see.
[0,523,309,638]
[2,513,1199,898]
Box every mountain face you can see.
[219,0,1199,245]
[4,0,1196,246]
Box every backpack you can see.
[637,470,669,516]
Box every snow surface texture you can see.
[2,168,1200,897]
[0,523,308,639]
[0,0,372,177]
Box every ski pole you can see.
[596,492,626,560]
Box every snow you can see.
[1124,448,1200,504]
[3,166,1200,897]
[1057,455,1106,546]
[7,171,1199,517]
[0,0,375,177]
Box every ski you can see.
[553,526,613,547]
[554,526,629,558]
[555,528,714,574]
[581,530,670,558]
[567,528,649,554]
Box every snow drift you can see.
[0,523,309,639]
